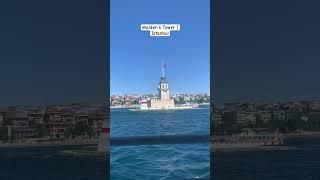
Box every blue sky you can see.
[110,0,210,95]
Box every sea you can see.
[110,105,210,179]
[213,136,320,180]
[0,145,108,180]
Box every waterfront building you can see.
[272,110,286,121]
[237,110,256,125]
[0,114,3,127]
[213,110,223,125]
[256,110,272,123]
[307,112,320,130]
[7,106,35,138]
[47,107,69,138]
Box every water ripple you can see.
[111,106,210,179]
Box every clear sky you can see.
[110,0,210,95]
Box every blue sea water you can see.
[110,105,210,179]
[213,136,320,180]
[0,146,108,180]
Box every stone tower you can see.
[158,62,170,100]
[158,76,170,100]
[147,61,175,109]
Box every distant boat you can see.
[212,128,284,150]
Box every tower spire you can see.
[161,60,165,78]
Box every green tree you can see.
[34,124,49,138]
[73,121,93,138]
[0,127,8,141]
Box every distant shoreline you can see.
[110,105,139,109]
[110,103,209,109]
